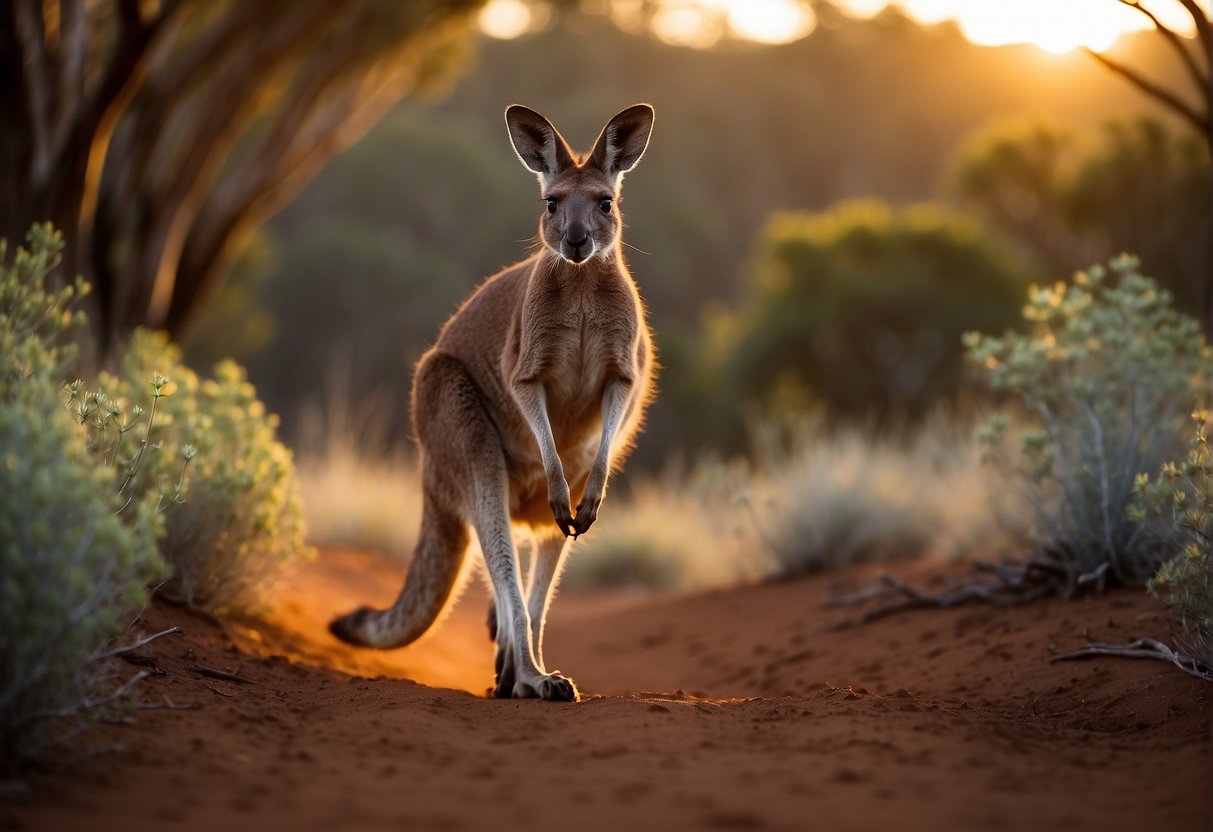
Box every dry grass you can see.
[293,392,423,563]
[749,416,1030,578]
[296,445,423,562]
[564,466,773,591]
[295,405,1027,591]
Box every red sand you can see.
[5,547,1209,831]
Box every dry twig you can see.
[95,626,183,660]
[189,665,254,685]
[139,696,201,710]
[1050,638,1213,683]
[826,558,1065,628]
[119,652,166,675]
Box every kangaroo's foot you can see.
[512,671,579,702]
[492,641,517,698]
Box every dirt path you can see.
[6,548,1209,831]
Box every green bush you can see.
[102,330,311,614]
[711,200,1032,439]
[949,117,1209,317]
[0,226,163,766]
[966,255,1207,587]
[1139,411,1213,659]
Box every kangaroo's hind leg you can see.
[487,533,569,687]
[399,352,575,701]
[473,461,578,702]
[525,534,571,670]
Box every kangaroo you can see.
[329,104,656,702]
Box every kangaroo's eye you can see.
[545,198,557,214]
[599,197,613,214]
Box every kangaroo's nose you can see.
[565,220,589,248]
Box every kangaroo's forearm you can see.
[511,379,564,478]
[591,376,634,476]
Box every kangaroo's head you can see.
[506,103,654,265]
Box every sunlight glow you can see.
[722,0,817,44]
[478,0,1207,54]
[840,0,888,19]
[852,0,1204,53]
[649,3,726,48]
[479,0,537,40]
[951,1,1128,53]
[648,0,816,47]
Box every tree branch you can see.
[12,0,52,187]
[1114,0,1208,100]
[93,626,184,661]
[130,2,342,330]
[166,47,422,336]
[162,1,486,336]
[1084,46,1209,134]
[1177,0,1212,53]
[1050,637,1213,683]
[52,0,89,156]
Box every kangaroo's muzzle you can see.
[562,219,592,263]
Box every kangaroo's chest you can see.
[543,309,614,433]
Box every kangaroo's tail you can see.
[329,496,469,649]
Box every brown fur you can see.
[330,104,656,702]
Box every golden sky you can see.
[478,0,1206,53]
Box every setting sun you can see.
[888,0,1198,53]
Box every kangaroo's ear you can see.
[505,105,575,178]
[589,104,654,179]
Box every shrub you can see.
[710,199,1032,440]
[102,330,312,615]
[965,255,1207,587]
[747,413,1027,578]
[949,116,1209,317]
[0,226,163,766]
[559,412,1025,591]
[1139,411,1213,658]
[760,427,931,575]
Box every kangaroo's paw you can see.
[548,498,575,537]
[572,494,601,538]
[513,672,580,702]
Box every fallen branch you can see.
[826,558,1062,629]
[1050,638,1213,683]
[139,696,201,710]
[119,652,166,675]
[1075,561,1111,592]
[31,670,153,722]
[95,626,183,660]
[189,664,254,685]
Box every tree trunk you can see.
[0,1,483,363]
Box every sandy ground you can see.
[5,546,1210,832]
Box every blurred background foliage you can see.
[705,200,1031,440]
[184,3,1208,465]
